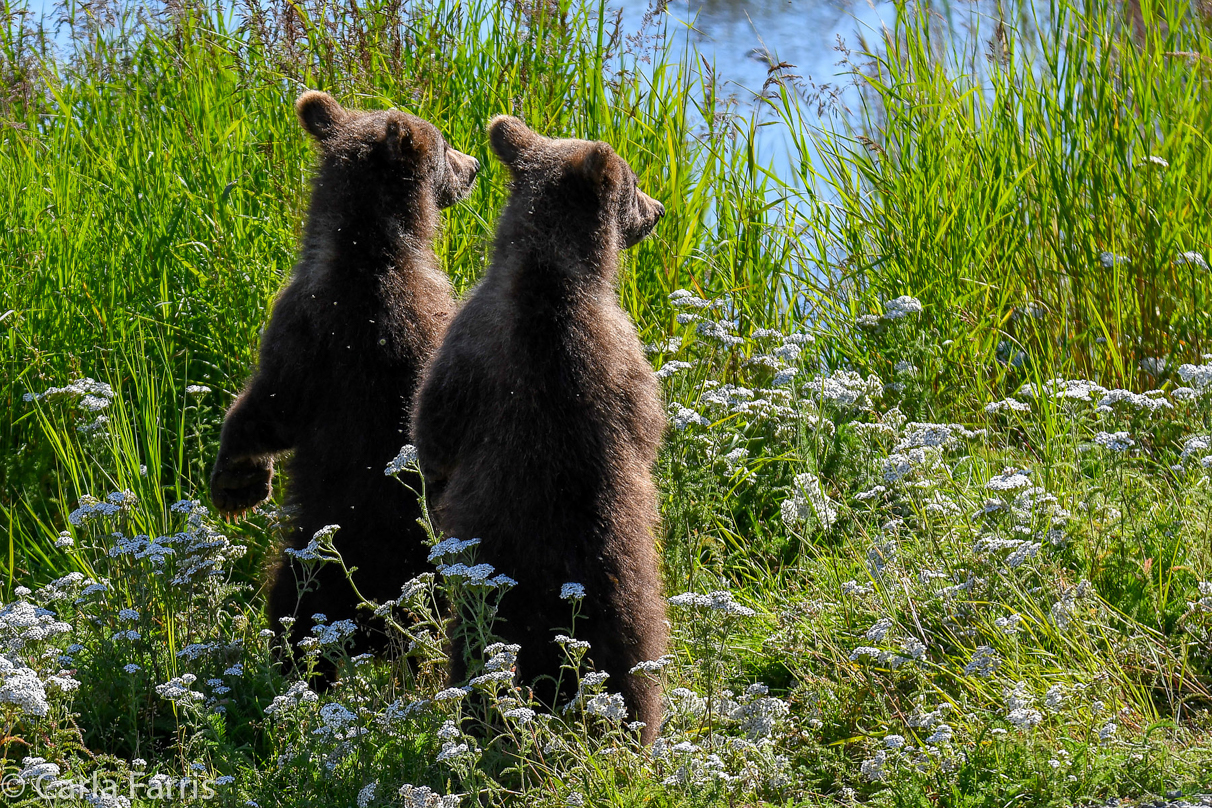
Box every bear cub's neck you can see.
[306,171,440,281]
[494,202,619,306]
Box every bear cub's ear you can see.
[296,91,347,142]
[489,115,540,166]
[573,141,618,187]
[385,118,415,153]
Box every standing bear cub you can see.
[210,91,478,669]
[413,116,667,741]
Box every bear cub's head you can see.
[488,116,664,250]
[296,90,479,210]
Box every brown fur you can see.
[209,91,478,669]
[412,116,668,741]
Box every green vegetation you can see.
[2,0,1211,805]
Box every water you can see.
[620,0,897,105]
[615,0,1014,182]
[610,0,903,179]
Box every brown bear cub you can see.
[412,116,668,741]
[209,91,478,671]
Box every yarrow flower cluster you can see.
[668,403,709,431]
[68,491,137,525]
[655,360,694,379]
[428,536,481,562]
[780,472,838,530]
[385,443,419,475]
[668,590,756,617]
[23,377,115,411]
[1093,431,1134,452]
[963,646,1001,678]
[805,370,883,411]
[398,784,461,808]
[436,562,515,589]
[986,469,1032,493]
[883,295,923,320]
[155,674,204,705]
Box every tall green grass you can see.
[784,0,1212,394]
[0,0,753,586]
[3,0,1210,588]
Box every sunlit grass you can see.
[1,0,1211,803]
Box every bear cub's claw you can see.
[210,457,273,517]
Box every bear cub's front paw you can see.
[210,456,274,516]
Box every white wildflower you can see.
[722,446,749,473]
[1094,431,1134,452]
[0,657,49,716]
[470,670,514,688]
[995,614,1022,635]
[503,707,535,725]
[696,319,743,347]
[155,675,204,705]
[772,367,798,386]
[554,634,591,651]
[1044,684,1067,712]
[860,750,887,781]
[1007,708,1042,728]
[669,289,712,309]
[1098,389,1171,412]
[427,536,481,562]
[1179,361,1212,391]
[630,655,674,674]
[926,724,953,744]
[433,687,469,702]
[805,370,883,410]
[656,360,693,379]
[985,397,1031,413]
[667,590,755,617]
[1176,251,1209,270]
[986,469,1031,492]
[841,580,874,597]
[884,296,923,320]
[901,637,927,660]
[865,617,894,643]
[18,757,61,782]
[586,692,628,721]
[668,404,708,430]
[264,681,318,716]
[781,472,838,530]
[436,742,471,763]
[964,646,1000,678]
[1005,541,1041,568]
[398,784,459,808]
[385,444,419,475]
[645,337,683,354]
[438,562,497,583]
